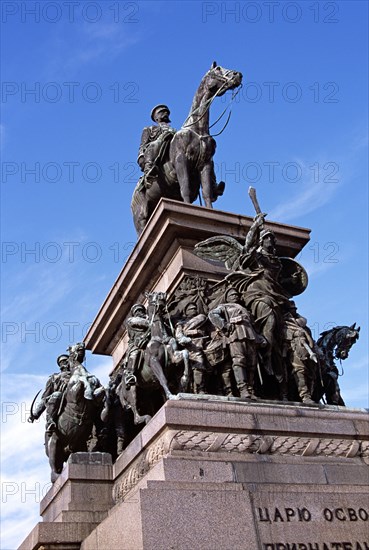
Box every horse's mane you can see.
[317,326,346,347]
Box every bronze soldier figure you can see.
[137,104,176,185]
[283,302,317,404]
[28,354,71,434]
[208,288,263,399]
[175,302,208,394]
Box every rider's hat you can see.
[131,303,146,315]
[151,104,170,122]
[57,354,69,366]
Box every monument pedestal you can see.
[19,398,369,550]
[80,397,369,550]
[18,201,368,549]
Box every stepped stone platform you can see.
[19,396,369,550]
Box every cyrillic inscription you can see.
[262,542,369,550]
[257,507,369,524]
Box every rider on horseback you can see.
[28,354,71,434]
[137,104,176,187]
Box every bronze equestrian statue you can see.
[118,292,190,426]
[29,343,105,482]
[131,62,243,234]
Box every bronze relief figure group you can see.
[114,210,359,417]
[29,215,360,480]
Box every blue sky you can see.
[1,1,368,548]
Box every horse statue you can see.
[44,343,104,482]
[118,292,190,425]
[313,323,360,405]
[131,62,243,234]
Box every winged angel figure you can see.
[194,212,307,299]
[194,212,308,398]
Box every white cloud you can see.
[302,258,338,279]
[1,236,95,374]
[342,386,369,409]
[46,19,141,76]
[1,359,111,550]
[269,160,339,222]
[1,375,52,550]
[348,355,369,372]
[270,127,367,224]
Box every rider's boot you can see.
[245,358,257,400]
[145,162,158,187]
[221,366,233,396]
[296,373,315,405]
[125,371,137,390]
[302,396,315,404]
[45,419,57,434]
[233,365,251,398]
[262,349,274,377]
[278,380,289,402]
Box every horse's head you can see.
[334,324,360,360]
[205,61,243,96]
[68,342,86,364]
[319,324,360,361]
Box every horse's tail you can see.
[131,177,145,207]
[131,177,149,234]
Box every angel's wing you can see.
[194,236,243,270]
